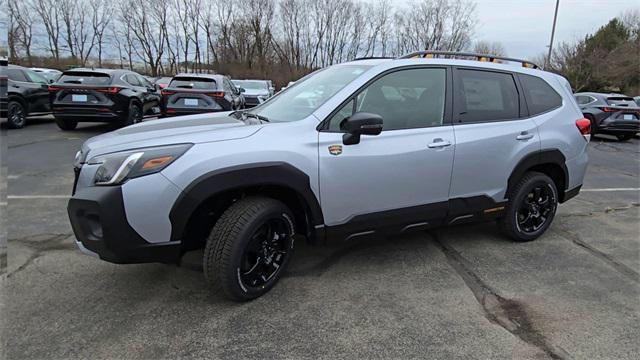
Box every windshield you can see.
[248,64,371,122]
[233,80,268,90]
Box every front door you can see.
[318,67,455,238]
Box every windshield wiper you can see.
[243,112,270,123]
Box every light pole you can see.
[546,0,560,68]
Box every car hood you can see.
[81,112,263,159]
[243,89,270,97]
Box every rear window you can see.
[169,77,217,90]
[58,72,111,85]
[606,97,636,106]
[519,74,562,115]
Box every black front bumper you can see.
[68,186,181,264]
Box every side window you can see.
[519,74,562,115]
[456,69,519,123]
[7,69,28,82]
[223,79,232,93]
[574,96,586,105]
[125,74,140,86]
[328,68,446,131]
[24,70,48,84]
[137,75,151,87]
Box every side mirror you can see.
[340,112,383,145]
[239,87,246,93]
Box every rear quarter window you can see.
[519,74,562,115]
[59,72,111,85]
[169,77,217,90]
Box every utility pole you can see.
[546,0,560,68]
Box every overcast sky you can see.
[472,0,639,59]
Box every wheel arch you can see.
[507,149,570,203]
[169,162,324,252]
[8,95,28,113]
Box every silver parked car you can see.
[68,51,589,301]
[231,79,274,107]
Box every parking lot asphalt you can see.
[2,116,639,359]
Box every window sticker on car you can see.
[72,94,87,102]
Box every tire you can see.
[7,101,27,129]
[616,134,633,141]
[203,196,296,301]
[584,114,597,137]
[54,117,78,131]
[500,171,558,242]
[121,102,143,127]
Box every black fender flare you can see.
[169,162,324,241]
[506,149,569,199]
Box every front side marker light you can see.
[141,156,174,171]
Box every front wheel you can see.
[500,172,558,242]
[7,101,27,129]
[203,197,295,301]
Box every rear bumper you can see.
[164,107,225,117]
[68,186,181,264]
[596,119,640,134]
[53,105,124,121]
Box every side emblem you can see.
[328,145,342,156]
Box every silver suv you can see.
[68,52,590,301]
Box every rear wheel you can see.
[616,134,633,141]
[121,103,143,127]
[500,172,558,242]
[203,197,295,301]
[7,101,27,129]
[54,117,78,131]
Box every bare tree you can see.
[473,40,507,56]
[90,0,112,67]
[33,0,62,62]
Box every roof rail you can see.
[398,50,542,70]
[352,56,394,61]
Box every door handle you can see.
[516,132,534,141]
[428,138,452,148]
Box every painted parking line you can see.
[581,188,640,192]
[7,195,70,199]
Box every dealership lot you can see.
[3,117,639,359]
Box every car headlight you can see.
[87,144,192,185]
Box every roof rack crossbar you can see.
[398,50,542,69]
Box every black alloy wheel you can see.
[203,196,295,301]
[516,184,556,234]
[7,101,27,129]
[239,218,291,289]
[500,171,558,242]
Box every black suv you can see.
[161,74,245,117]
[50,68,161,130]
[5,65,52,129]
[575,92,640,141]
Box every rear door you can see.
[450,67,540,203]
[318,66,455,234]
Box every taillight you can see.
[48,85,62,92]
[575,118,591,141]
[161,90,176,96]
[600,107,616,112]
[206,91,224,98]
[95,87,122,94]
